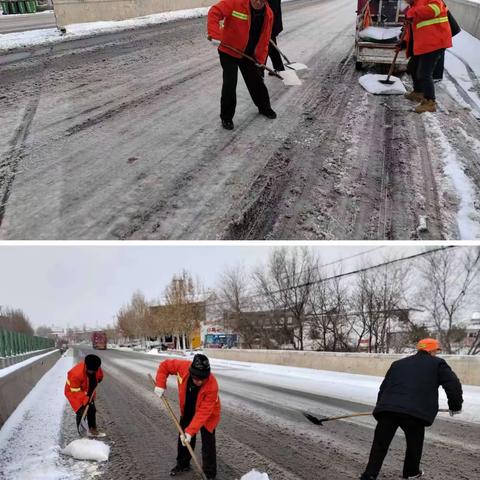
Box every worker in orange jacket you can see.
[207,0,276,130]
[155,354,221,479]
[64,354,104,437]
[403,0,452,113]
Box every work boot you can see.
[415,99,437,113]
[404,91,424,102]
[170,465,190,476]
[221,118,234,130]
[259,108,277,119]
[404,471,424,479]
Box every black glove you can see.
[397,40,407,50]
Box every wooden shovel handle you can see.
[147,374,208,480]
[221,43,283,79]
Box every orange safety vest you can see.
[208,0,274,64]
[405,0,452,56]
[155,359,221,436]
[64,361,104,412]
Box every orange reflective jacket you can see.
[405,0,452,56]
[208,0,274,64]
[64,361,104,412]
[155,359,221,436]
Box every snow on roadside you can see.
[0,8,209,52]
[0,349,59,378]
[445,30,480,114]
[422,112,480,239]
[0,350,99,480]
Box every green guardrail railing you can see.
[0,328,54,358]
[1,0,37,15]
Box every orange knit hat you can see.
[417,338,441,352]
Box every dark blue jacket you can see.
[374,351,463,426]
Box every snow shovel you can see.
[148,374,208,480]
[303,411,372,426]
[77,387,97,437]
[217,41,302,86]
[269,39,308,71]
[379,22,408,85]
[303,408,451,426]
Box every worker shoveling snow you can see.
[359,74,406,95]
[240,470,270,480]
[61,438,110,461]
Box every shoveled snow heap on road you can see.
[241,470,270,480]
[61,438,110,461]
[359,74,406,95]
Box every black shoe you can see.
[221,118,234,130]
[360,474,376,480]
[259,108,277,119]
[170,465,190,476]
[206,476,216,480]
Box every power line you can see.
[205,246,456,309]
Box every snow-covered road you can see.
[1,0,480,240]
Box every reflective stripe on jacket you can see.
[208,0,274,64]
[155,359,221,436]
[405,0,452,56]
[64,361,104,412]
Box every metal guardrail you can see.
[0,328,54,358]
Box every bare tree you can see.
[0,306,34,335]
[163,270,204,350]
[36,325,53,337]
[417,247,480,354]
[309,272,353,351]
[254,247,319,350]
[350,258,408,353]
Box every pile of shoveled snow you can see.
[358,26,402,43]
[61,438,110,461]
[359,74,406,95]
[241,470,270,480]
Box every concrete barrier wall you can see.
[448,0,480,39]
[0,347,55,369]
[0,350,61,428]
[205,348,480,386]
[53,0,215,28]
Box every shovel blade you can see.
[77,416,89,437]
[303,412,325,426]
[286,62,308,71]
[279,69,302,86]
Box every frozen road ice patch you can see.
[241,470,270,480]
[62,439,110,461]
[359,74,406,95]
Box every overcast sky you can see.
[0,244,428,329]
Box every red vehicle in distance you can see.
[92,331,107,350]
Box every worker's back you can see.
[374,350,463,425]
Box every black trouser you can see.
[176,416,217,478]
[363,412,425,479]
[408,49,445,100]
[76,401,96,429]
[433,49,445,80]
[219,51,271,121]
[268,35,285,71]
